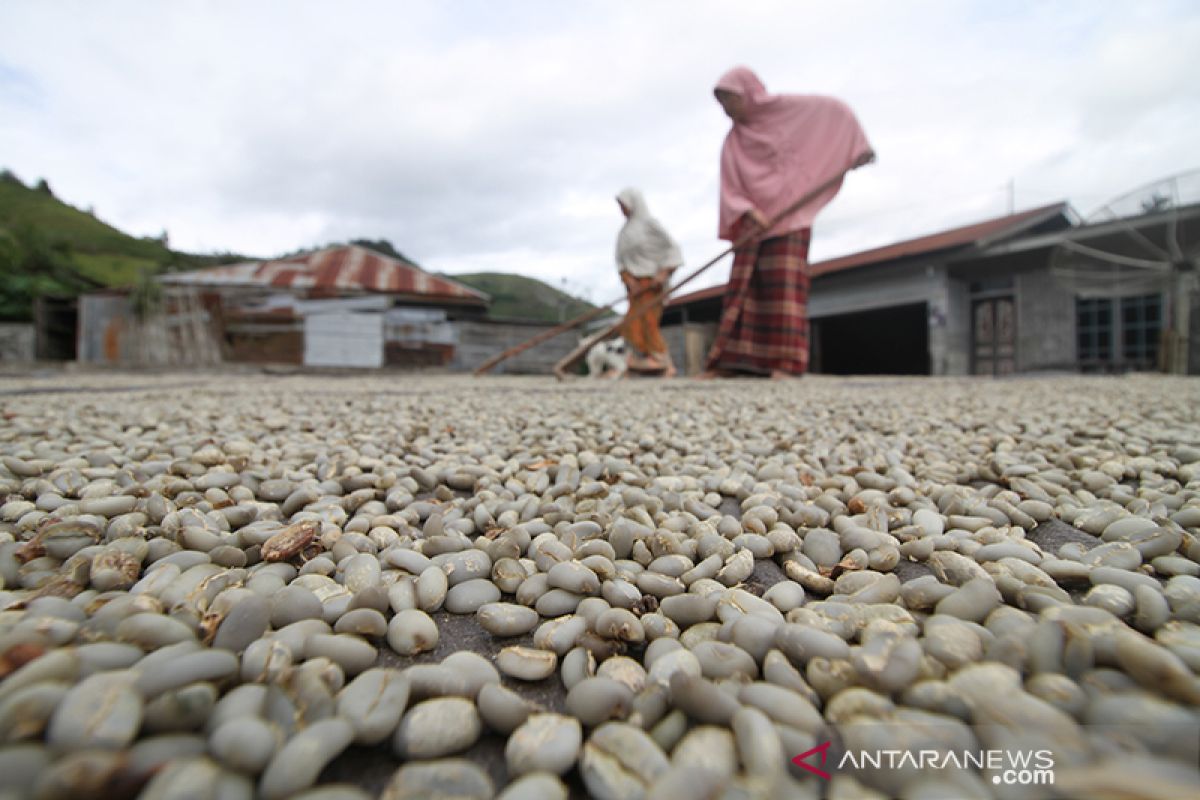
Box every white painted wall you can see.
[303,312,383,368]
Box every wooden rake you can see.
[473,168,855,378]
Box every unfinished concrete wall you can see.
[922,266,961,376]
[0,324,35,362]
[1016,268,1076,371]
[940,275,972,376]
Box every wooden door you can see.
[972,297,1015,375]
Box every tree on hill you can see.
[279,238,422,267]
[0,171,260,324]
[0,224,96,321]
[349,238,419,266]
[448,272,597,323]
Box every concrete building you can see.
[148,244,488,367]
[662,201,1200,376]
[78,245,582,373]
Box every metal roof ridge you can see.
[156,245,491,303]
[665,201,1073,308]
[811,201,1070,272]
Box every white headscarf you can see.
[615,188,683,278]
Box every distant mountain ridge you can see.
[445,272,596,323]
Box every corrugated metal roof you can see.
[161,245,489,305]
[668,202,1070,308]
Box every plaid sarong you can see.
[706,225,812,375]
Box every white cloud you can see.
[1,0,1198,305]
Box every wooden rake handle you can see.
[475,167,856,377]
[552,169,857,380]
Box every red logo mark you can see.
[792,741,833,780]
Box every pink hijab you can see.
[716,66,872,241]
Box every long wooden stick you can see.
[550,239,741,380]
[474,168,854,376]
[472,302,621,376]
[553,168,856,379]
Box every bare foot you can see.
[643,357,667,370]
[769,370,793,380]
[627,355,655,371]
[644,349,677,378]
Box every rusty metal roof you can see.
[668,202,1070,308]
[161,245,489,305]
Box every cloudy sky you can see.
[2,1,1198,304]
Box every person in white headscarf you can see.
[615,187,684,376]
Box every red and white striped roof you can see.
[162,245,489,305]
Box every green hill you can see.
[0,170,242,320]
[448,272,597,322]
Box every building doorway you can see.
[971,296,1016,375]
[34,296,78,360]
[813,302,929,375]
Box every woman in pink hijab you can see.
[702,66,874,379]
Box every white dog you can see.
[586,336,628,379]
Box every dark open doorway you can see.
[813,302,929,375]
[34,297,78,360]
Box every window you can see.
[1076,297,1112,363]
[1120,294,1161,366]
[1075,294,1162,369]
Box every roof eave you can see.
[972,202,1073,250]
[970,201,1200,261]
